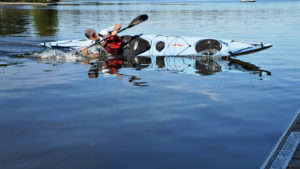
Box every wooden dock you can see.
[262,111,300,169]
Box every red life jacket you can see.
[104,35,122,55]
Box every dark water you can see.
[1,0,300,169]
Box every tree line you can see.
[0,0,59,3]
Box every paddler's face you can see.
[89,33,98,41]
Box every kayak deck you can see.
[138,35,272,57]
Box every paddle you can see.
[86,14,148,50]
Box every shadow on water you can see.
[0,7,58,37]
[0,58,24,67]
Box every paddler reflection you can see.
[87,56,151,87]
[88,56,124,78]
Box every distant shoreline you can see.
[0,2,54,5]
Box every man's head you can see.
[85,28,98,40]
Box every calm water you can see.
[1,0,300,169]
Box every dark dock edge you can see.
[261,109,300,169]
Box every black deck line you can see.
[231,45,272,57]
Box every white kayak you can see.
[41,34,272,57]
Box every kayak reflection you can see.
[226,57,271,76]
[153,56,270,77]
[87,55,271,82]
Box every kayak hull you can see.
[41,35,272,57]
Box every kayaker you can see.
[81,24,122,57]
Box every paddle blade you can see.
[128,14,148,28]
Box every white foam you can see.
[30,49,85,64]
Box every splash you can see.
[30,49,85,65]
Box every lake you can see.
[1,0,300,168]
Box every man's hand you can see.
[81,47,89,56]
[111,30,117,36]
[112,24,122,36]
[114,24,121,31]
